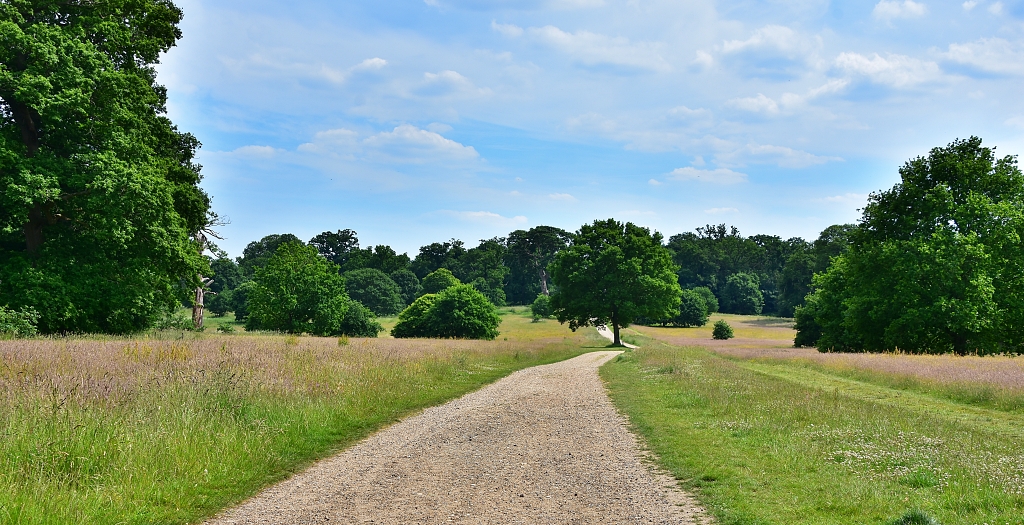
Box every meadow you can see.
[607,316,1024,524]
[0,309,598,524]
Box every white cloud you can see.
[744,144,843,168]
[353,57,388,71]
[565,112,618,133]
[222,55,387,86]
[668,167,748,184]
[549,193,577,201]
[873,0,928,21]
[419,70,492,97]
[942,38,1024,75]
[818,193,868,203]
[834,52,941,87]
[441,210,528,227]
[527,25,671,72]
[648,178,662,186]
[298,125,479,164]
[963,0,977,10]
[728,93,780,114]
[722,25,806,55]
[491,21,524,37]
[227,145,281,158]
[989,1,1004,14]
[667,106,712,121]
[692,50,714,68]
[704,207,739,214]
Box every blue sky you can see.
[157,0,1024,257]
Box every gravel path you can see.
[205,350,710,524]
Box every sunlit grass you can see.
[0,313,599,524]
[633,313,796,343]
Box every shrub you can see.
[721,273,764,315]
[793,298,823,348]
[390,269,421,305]
[691,286,719,314]
[420,268,460,295]
[531,294,553,319]
[216,324,236,333]
[338,299,384,337]
[888,510,940,525]
[712,319,734,340]
[245,243,349,336]
[392,285,501,340]
[0,306,38,338]
[673,289,709,327]
[390,294,438,338]
[343,268,404,316]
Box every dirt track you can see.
[205,350,710,524]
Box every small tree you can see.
[343,268,404,316]
[390,294,438,338]
[339,299,384,337]
[721,273,764,315]
[391,285,501,340]
[245,244,348,336]
[712,320,734,340]
[549,219,681,346]
[673,289,709,327]
[531,294,553,319]
[230,281,254,321]
[691,286,719,314]
[390,269,422,305]
[421,268,461,295]
[206,290,232,317]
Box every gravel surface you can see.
[205,351,710,524]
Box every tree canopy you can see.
[797,137,1024,355]
[391,284,501,340]
[343,268,404,316]
[549,219,681,345]
[0,0,212,333]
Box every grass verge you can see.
[0,310,598,524]
[601,338,1024,525]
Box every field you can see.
[606,315,1024,524]
[0,309,600,524]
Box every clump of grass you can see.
[890,509,941,525]
[0,321,591,524]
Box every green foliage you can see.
[206,290,232,317]
[800,137,1024,354]
[209,256,243,294]
[390,269,421,305]
[230,281,254,321]
[411,239,466,278]
[0,305,38,337]
[343,268,404,316]
[392,285,501,340]
[505,226,571,305]
[889,510,941,525]
[390,294,438,338]
[531,294,553,319]
[338,299,384,337]
[720,273,764,315]
[712,319,734,340]
[308,229,359,268]
[0,1,213,334]
[549,219,681,344]
[420,268,461,295]
[792,297,822,347]
[673,290,709,327]
[237,234,303,278]
[245,243,349,336]
[215,323,235,333]
[691,286,718,314]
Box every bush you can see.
[245,243,349,336]
[343,268,404,316]
[338,299,384,337]
[673,289,709,327]
[392,285,501,340]
[216,324,236,333]
[888,510,940,525]
[420,268,460,295]
[230,281,254,321]
[206,289,232,317]
[712,319,734,340]
[390,269,421,305]
[0,306,38,338]
[691,286,719,314]
[531,294,553,319]
[721,273,764,315]
[793,297,823,348]
[390,294,438,338]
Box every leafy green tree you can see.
[0,305,37,337]
[338,299,383,337]
[237,234,303,278]
[799,137,1024,354]
[673,289,709,327]
[777,250,814,317]
[549,219,681,346]
[0,0,212,334]
[423,284,502,340]
[712,320,734,340]
[691,286,718,314]
[390,294,437,338]
[309,229,359,267]
[245,243,348,336]
[531,294,553,319]
[343,268,404,316]
[205,290,232,317]
[505,226,572,304]
[720,273,764,315]
[421,268,461,295]
[390,269,421,305]
[209,255,242,294]
[411,239,465,278]
[455,238,508,306]
[230,281,254,321]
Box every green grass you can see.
[601,337,1024,525]
[0,314,603,524]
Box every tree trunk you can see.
[25,203,45,257]
[193,282,205,331]
[611,307,621,346]
[538,267,550,295]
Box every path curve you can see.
[206,351,709,524]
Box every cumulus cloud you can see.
[648,178,662,186]
[716,25,822,79]
[727,80,848,115]
[705,207,739,214]
[722,25,807,55]
[692,50,714,69]
[963,0,977,10]
[942,38,1024,75]
[299,125,479,164]
[834,52,941,87]
[668,167,748,184]
[667,106,712,121]
[418,70,492,97]
[728,93,780,114]
[873,0,928,21]
[491,21,524,37]
[527,25,671,72]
